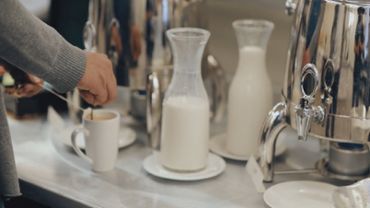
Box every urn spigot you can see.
[295,64,324,141]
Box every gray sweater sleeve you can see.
[0,0,86,93]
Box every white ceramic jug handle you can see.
[71,128,92,163]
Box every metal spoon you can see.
[39,83,93,118]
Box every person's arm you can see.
[0,0,84,93]
[0,0,117,104]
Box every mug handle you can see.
[71,127,92,163]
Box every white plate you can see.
[209,134,287,161]
[264,181,337,208]
[60,125,136,149]
[143,152,226,181]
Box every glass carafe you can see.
[226,20,274,156]
[160,28,210,171]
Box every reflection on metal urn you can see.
[257,0,370,182]
[83,0,123,84]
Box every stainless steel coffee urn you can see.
[83,0,119,65]
[258,0,370,182]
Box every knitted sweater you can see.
[0,0,86,198]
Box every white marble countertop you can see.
[7,111,339,208]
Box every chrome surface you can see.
[258,0,370,182]
[127,0,208,81]
[84,0,120,65]
[130,90,147,120]
[146,72,161,150]
[328,143,370,176]
[257,102,288,182]
[285,0,298,15]
[316,158,369,181]
[295,63,325,140]
[205,54,227,123]
[284,0,370,143]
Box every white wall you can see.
[206,0,293,100]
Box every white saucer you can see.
[60,125,136,149]
[209,134,288,161]
[143,152,226,181]
[264,181,337,208]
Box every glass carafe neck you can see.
[233,19,273,75]
[233,19,274,51]
[167,28,210,74]
[165,27,210,100]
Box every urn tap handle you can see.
[295,64,323,141]
[285,0,298,15]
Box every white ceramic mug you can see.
[71,109,120,172]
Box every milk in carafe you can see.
[227,46,272,156]
[226,20,274,157]
[160,96,209,171]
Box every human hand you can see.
[0,61,43,97]
[77,52,117,105]
[4,74,43,98]
[11,74,43,97]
